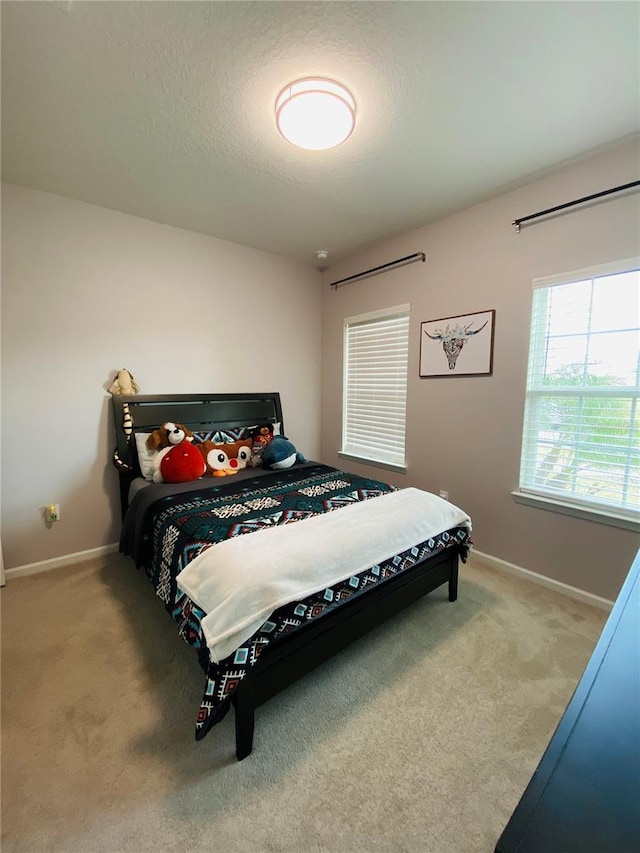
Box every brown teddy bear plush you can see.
[197,439,253,477]
[146,422,203,483]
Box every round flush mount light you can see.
[275,78,356,150]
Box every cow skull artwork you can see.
[420,310,495,377]
[423,320,488,370]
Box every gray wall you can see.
[3,139,638,599]
[321,138,640,601]
[1,185,322,568]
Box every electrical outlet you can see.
[46,504,61,523]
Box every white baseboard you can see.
[469,548,613,611]
[3,542,615,612]
[4,543,120,581]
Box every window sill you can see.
[338,451,407,475]
[511,491,640,533]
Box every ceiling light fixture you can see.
[275,78,356,151]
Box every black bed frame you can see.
[112,392,284,516]
[112,392,463,759]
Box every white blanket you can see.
[176,487,471,662]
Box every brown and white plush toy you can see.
[108,368,139,439]
[146,422,204,483]
[108,368,139,396]
[197,438,253,477]
[146,422,193,453]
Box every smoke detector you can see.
[315,250,329,270]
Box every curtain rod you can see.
[512,180,640,232]
[329,252,425,289]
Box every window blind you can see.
[519,259,639,519]
[342,305,410,468]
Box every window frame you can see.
[514,257,640,532]
[339,303,410,473]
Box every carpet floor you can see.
[1,551,606,853]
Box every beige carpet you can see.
[1,552,606,853]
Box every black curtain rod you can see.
[329,252,425,289]
[512,180,640,232]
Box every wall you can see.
[321,137,640,601]
[1,185,322,568]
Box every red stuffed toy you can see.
[160,441,206,484]
[146,422,205,483]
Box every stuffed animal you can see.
[159,442,206,484]
[146,422,199,483]
[261,435,307,470]
[146,421,194,451]
[198,439,253,477]
[108,368,139,396]
[249,423,277,467]
[108,369,139,467]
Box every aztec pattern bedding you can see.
[120,463,472,740]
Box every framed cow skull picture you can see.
[420,309,495,377]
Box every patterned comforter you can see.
[120,463,472,740]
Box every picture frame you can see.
[420,309,495,377]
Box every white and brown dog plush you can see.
[146,422,194,482]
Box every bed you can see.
[112,391,472,759]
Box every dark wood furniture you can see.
[495,548,640,852]
[112,392,284,516]
[112,392,466,759]
[231,544,458,759]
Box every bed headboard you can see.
[111,392,284,515]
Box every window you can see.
[340,304,410,470]
[518,258,639,527]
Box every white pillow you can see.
[134,432,157,481]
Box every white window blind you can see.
[342,304,410,468]
[519,259,640,521]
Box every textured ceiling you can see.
[2,1,639,267]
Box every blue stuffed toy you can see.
[261,435,307,470]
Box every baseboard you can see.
[469,548,613,611]
[4,543,120,581]
[3,542,615,612]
